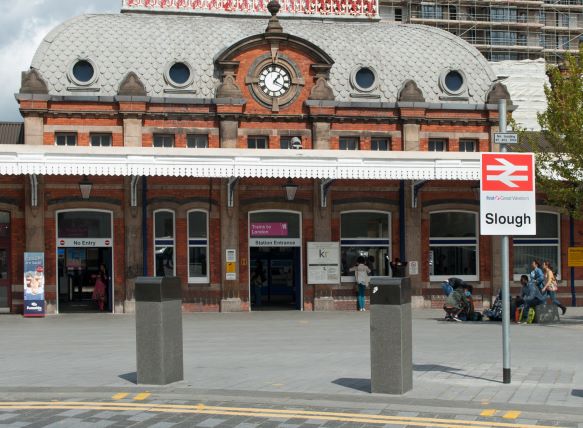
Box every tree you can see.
[524,45,583,218]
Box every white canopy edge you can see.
[0,145,481,180]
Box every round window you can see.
[168,62,191,86]
[72,60,95,84]
[354,67,376,91]
[444,70,464,93]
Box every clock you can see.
[245,55,304,112]
[258,64,291,98]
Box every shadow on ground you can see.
[119,372,137,384]
[413,364,502,384]
[332,378,371,393]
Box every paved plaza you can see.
[0,309,582,427]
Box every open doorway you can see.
[250,247,301,310]
[58,248,113,313]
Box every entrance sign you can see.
[568,247,583,267]
[226,249,237,280]
[494,133,518,145]
[249,238,301,247]
[57,238,112,248]
[250,222,288,237]
[480,153,536,235]
[23,252,45,317]
[307,242,340,284]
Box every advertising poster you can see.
[23,252,45,317]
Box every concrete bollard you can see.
[369,276,413,394]
[135,276,183,385]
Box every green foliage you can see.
[522,46,583,218]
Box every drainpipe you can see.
[570,215,577,307]
[142,176,148,276]
[399,181,406,260]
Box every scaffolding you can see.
[379,0,583,63]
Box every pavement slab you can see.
[0,308,582,426]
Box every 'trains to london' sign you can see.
[480,153,536,236]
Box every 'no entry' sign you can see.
[480,153,536,236]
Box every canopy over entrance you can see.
[0,145,480,180]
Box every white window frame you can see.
[340,210,392,282]
[153,209,176,277]
[187,209,209,284]
[512,211,561,281]
[429,210,479,282]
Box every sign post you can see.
[481,100,536,384]
[23,252,45,317]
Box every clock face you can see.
[258,64,291,98]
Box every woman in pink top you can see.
[92,263,108,312]
[542,261,566,315]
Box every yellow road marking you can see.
[133,393,151,401]
[111,393,129,400]
[480,409,497,417]
[0,401,557,428]
[503,411,522,420]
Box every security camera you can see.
[290,137,303,150]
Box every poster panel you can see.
[307,242,340,285]
[23,252,45,317]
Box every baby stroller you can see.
[484,289,502,321]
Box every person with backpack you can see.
[542,260,566,315]
[350,256,371,311]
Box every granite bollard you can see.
[369,276,413,394]
[135,276,184,385]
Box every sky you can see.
[0,0,120,122]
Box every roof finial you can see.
[266,0,283,33]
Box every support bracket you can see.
[411,180,427,209]
[29,174,38,208]
[320,179,334,208]
[227,177,239,208]
[130,175,141,207]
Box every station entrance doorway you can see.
[250,247,301,310]
[249,211,302,311]
[56,210,114,313]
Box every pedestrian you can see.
[251,261,265,307]
[542,261,566,315]
[529,260,544,292]
[520,273,546,324]
[92,263,108,312]
[350,256,371,311]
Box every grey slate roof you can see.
[30,13,498,104]
[0,122,24,145]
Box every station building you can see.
[0,0,580,314]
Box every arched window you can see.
[154,210,175,277]
[513,212,560,279]
[188,210,209,283]
[429,211,478,281]
[340,211,391,278]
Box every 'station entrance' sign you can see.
[480,153,536,235]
